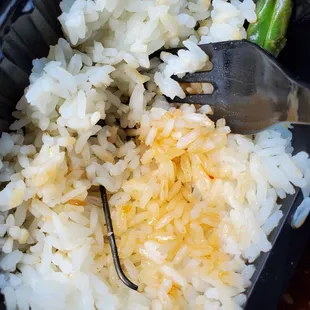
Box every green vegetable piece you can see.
[263,0,293,57]
[247,0,293,57]
[247,0,276,47]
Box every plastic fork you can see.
[166,40,310,135]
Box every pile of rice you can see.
[0,0,310,309]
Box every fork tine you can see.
[173,71,217,84]
[151,41,219,59]
[163,42,218,58]
[167,92,218,105]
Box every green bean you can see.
[247,0,293,57]
[263,0,293,57]
[247,0,276,47]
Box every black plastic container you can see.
[0,0,61,133]
[0,1,310,310]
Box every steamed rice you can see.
[0,0,309,309]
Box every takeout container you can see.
[1,1,310,309]
[0,0,61,132]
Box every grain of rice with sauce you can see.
[0,0,309,309]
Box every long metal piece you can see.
[99,185,138,291]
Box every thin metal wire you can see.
[100,185,138,291]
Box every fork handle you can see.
[287,83,310,124]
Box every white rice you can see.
[0,0,309,309]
